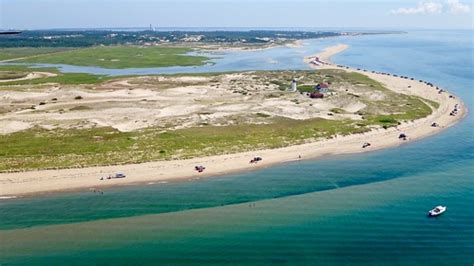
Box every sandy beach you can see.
[0,44,466,197]
[197,39,303,52]
[0,71,57,83]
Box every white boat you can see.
[428,206,447,216]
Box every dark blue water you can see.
[0,30,473,265]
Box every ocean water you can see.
[0,30,473,265]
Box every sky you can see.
[0,0,472,30]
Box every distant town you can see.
[0,29,402,48]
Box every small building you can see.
[319,83,329,89]
[315,83,330,93]
[289,79,297,92]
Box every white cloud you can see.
[390,2,443,15]
[446,0,471,14]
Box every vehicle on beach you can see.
[428,206,447,217]
[399,133,407,140]
[195,165,206,173]
[362,142,371,148]
[100,173,126,180]
[250,156,263,164]
[114,173,126,178]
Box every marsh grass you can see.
[0,47,74,61]
[17,46,210,69]
[0,71,28,80]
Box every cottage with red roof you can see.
[315,83,330,93]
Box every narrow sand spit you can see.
[0,44,465,197]
[0,72,57,83]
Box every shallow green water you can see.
[1,162,473,265]
[0,30,473,265]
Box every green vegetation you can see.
[256,112,272,118]
[17,46,210,69]
[269,80,288,91]
[297,85,315,93]
[0,118,367,172]
[362,91,433,127]
[69,106,92,111]
[373,116,399,128]
[316,69,435,127]
[0,71,28,80]
[0,72,112,86]
[30,73,109,85]
[0,69,439,171]
[0,65,113,86]
[330,108,345,114]
[424,99,440,109]
[0,30,344,48]
[0,47,74,61]
[0,65,51,72]
[259,70,435,126]
[316,70,385,89]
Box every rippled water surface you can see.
[0,30,473,265]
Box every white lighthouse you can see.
[289,79,297,92]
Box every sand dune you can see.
[0,44,465,197]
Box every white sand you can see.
[0,72,57,83]
[1,72,374,134]
[0,44,465,197]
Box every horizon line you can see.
[2,26,473,32]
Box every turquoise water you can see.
[0,30,473,265]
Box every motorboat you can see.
[428,206,446,217]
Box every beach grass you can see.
[0,65,114,85]
[15,46,210,69]
[0,69,438,171]
[15,73,112,85]
[313,69,435,127]
[0,65,55,73]
[0,72,113,86]
[0,47,74,61]
[0,118,367,172]
[297,85,315,93]
[0,71,28,80]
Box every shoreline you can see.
[196,39,304,52]
[0,44,466,198]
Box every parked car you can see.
[115,173,126,178]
